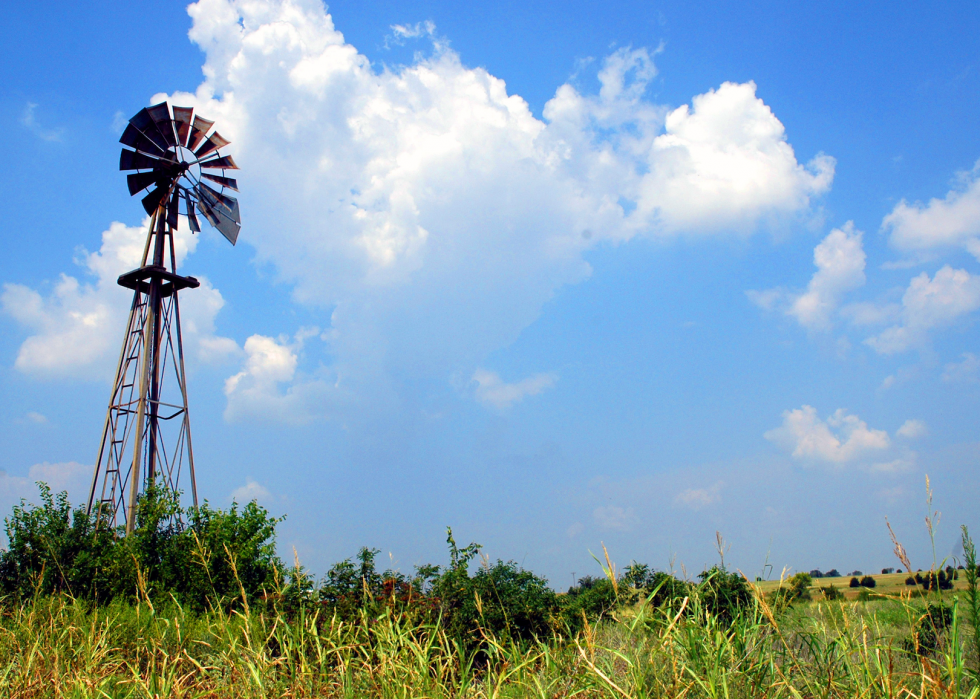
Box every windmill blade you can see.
[120,124,168,159]
[127,171,160,196]
[172,106,194,147]
[201,173,239,191]
[128,107,171,153]
[194,132,230,159]
[196,184,240,245]
[120,148,168,172]
[187,115,214,152]
[197,182,237,213]
[200,154,239,170]
[141,186,168,215]
[146,103,178,148]
[184,191,201,233]
[167,188,180,229]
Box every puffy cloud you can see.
[788,223,866,330]
[943,352,980,383]
[1,220,237,379]
[764,405,890,465]
[883,159,980,260]
[749,223,865,330]
[157,0,832,419]
[631,82,834,233]
[674,481,722,510]
[865,266,980,354]
[230,478,272,503]
[223,331,335,423]
[471,369,557,409]
[896,419,928,439]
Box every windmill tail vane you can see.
[87,101,241,533]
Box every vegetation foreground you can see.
[2,486,980,697]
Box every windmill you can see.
[87,101,241,534]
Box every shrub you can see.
[905,576,917,586]
[822,584,843,601]
[697,566,752,623]
[0,484,283,610]
[905,603,953,656]
[849,577,860,588]
[859,575,876,588]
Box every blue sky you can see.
[2,0,979,585]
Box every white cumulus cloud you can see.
[154,0,833,420]
[471,369,557,409]
[864,266,980,354]
[883,159,980,261]
[765,405,890,465]
[749,223,866,330]
[896,419,928,439]
[230,478,272,503]
[1,219,237,379]
[223,331,335,423]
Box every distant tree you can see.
[809,569,824,578]
[849,577,860,588]
[848,570,863,577]
[881,568,894,575]
[825,569,841,578]
[859,575,876,588]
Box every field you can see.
[756,571,970,600]
[2,491,978,696]
[1,579,978,698]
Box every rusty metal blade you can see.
[187,115,214,152]
[185,191,201,233]
[120,148,168,171]
[200,154,239,170]
[128,107,171,153]
[127,171,159,195]
[201,173,239,191]
[146,102,177,148]
[172,106,194,147]
[197,182,237,213]
[141,186,168,215]
[120,124,167,158]
[194,132,230,159]
[167,188,180,229]
[196,184,240,245]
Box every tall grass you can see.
[2,580,978,697]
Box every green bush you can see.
[859,575,876,588]
[0,483,283,610]
[697,566,752,623]
[821,584,843,601]
[849,577,860,588]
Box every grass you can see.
[1,581,979,698]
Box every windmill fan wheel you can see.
[119,101,241,245]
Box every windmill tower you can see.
[87,102,241,533]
